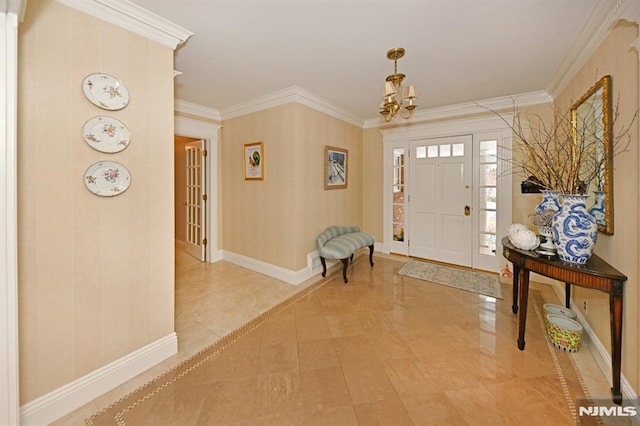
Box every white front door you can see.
[184,140,206,261]
[409,135,473,266]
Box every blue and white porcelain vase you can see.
[588,190,606,227]
[552,194,598,264]
[535,190,561,215]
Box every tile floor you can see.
[54,248,628,425]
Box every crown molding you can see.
[621,1,640,55]
[363,90,552,129]
[174,99,221,121]
[379,113,514,142]
[546,0,637,98]
[53,0,192,49]
[620,0,640,23]
[220,85,364,127]
[180,89,549,130]
[2,0,27,20]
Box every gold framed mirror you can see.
[570,75,613,234]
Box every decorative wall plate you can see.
[82,73,130,110]
[82,116,131,153]
[84,161,131,197]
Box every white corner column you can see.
[1,2,26,425]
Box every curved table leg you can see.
[368,245,374,267]
[512,264,520,314]
[610,281,624,404]
[517,269,530,350]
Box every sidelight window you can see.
[478,139,497,256]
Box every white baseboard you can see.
[221,246,378,285]
[374,241,383,254]
[549,282,637,401]
[20,333,178,426]
[222,250,324,285]
[218,240,382,285]
[306,250,338,272]
[209,248,223,262]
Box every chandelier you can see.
[379,47,417,122]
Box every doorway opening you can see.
[175,136,206,261]
[174,116,222,263]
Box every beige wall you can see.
[554,21,640,390]
[18,0,176,403]
[221,104,363,271]
[174,110,221,126]
[362,128,384,241]
[510,103,555,225]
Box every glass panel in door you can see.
[392,148,406,248]
[185,140,206,261]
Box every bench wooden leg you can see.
[321,244,374,284]
[341,258,349,283]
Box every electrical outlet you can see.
[583,300,588,311]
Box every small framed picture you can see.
[244,142,264,180]
[324,145,348,189]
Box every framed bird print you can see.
[244,142,264,180]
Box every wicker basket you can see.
[546,314,583,352]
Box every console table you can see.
[501,237,627,404]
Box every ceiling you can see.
[128,0,603,123]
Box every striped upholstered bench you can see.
[316,225,375,283]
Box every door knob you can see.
[464,205,471,216]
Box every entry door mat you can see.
[398,260,504,299]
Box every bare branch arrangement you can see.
[483,100,636,194]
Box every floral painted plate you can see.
[82,73,130,110]
[82,116,131,153]
[83,161,131,197]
